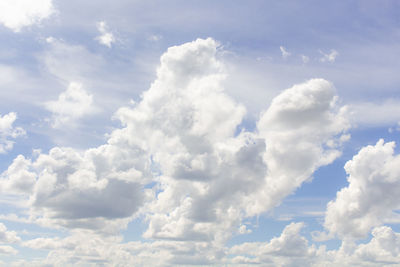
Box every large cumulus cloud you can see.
[324,139,400,239]
[1,38,351,265]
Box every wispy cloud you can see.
[319,49,339,62]
[280,46,291,59]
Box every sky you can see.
[0,0,400,266]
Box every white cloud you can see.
[319,49,339,63]
[0,0,54,32]
[96,21,115,48]
[324,139,400,239]
[0,155,36,194]
[229,222,317,266]
[45,82,95,128]
[1,38,352,265]
[0,222,20,256]
[0,112,25,154]
[249,78,350,216]
[0,245,17,255]
[0,223,20,244]
[353,226,400,264]
[280,46,291,59]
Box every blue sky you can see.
[0,0,400,266]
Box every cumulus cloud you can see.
[45,82,95,128]
[280,46,291,59]
[1,38,352,265]
[0,0,54,32]
[229,222,317,266]
[96,21,115,48]
[319,49,339,63]
[248,78,350,216]
[0,245,17,255]
[0,155,36,194]
[0,223,20,256]
[0,223,20,244]
[324,139,400,239]
[0,112,25,154]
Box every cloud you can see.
[280,46,291,59]
[301,54,310,63]
[348,99,400,127]
[96,21,115,48]
[0,155,36,194]
[0,223,20,244]
[0,0,54,32]
[249,78,350,215]
[353,226,400,264]
[42,38,106,82]
[229,222,317,266]
[44,82,95,128]
[0,245,17,255]
[319,49,339,62]
[147,34,162,42]
[1,38,351,265]
[0,223,20,256]
[324,139,400,239]
[0,112,25,154]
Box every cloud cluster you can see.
[0,223,20,255]
[324,139,400,239]
[229,222,317,266]
[0,112,25,154]
[0,38,354,265]
[0,0,54,32]
[45,82,95,128]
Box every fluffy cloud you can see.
[0,0,54,32]
[324,139,400,239]
[45,82,95,128]
[0,223,20,244]
[248,78,350,216]
[1,38,351,265]
[0,112,25,154]
[96,21,115,48]
[229,222,317,266]
[353,226,400,264]
[0,223,20,256]
[0,155,36,194]
[1,129,151,232]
